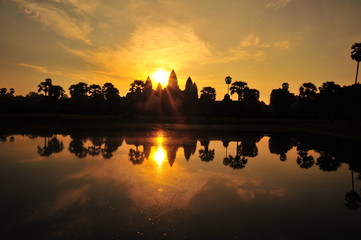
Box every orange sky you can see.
[0,0,360,102]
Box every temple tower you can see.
[168,69,180,91]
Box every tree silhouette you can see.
[319,81,341,95]
[129,80,145,94]
[230,81,248,101]
[69,82,88,98]
[88,84,103,99]
[8,88,15,96]
[225,76,232,95]
[38,78,52,96]
[49,85,65,99]
[26,91,40,97]
[270,83,294,115]
[200,86,216,101]
[243,87,260,102]
[299,82,317,99]
[0,88,7,95]
[351,43,361,84]
[102,83,120,101]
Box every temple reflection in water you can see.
[1,130,361,239]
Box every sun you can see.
[151,70,170,87]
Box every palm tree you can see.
[38,78,53,96]
[37,136,64,157]
[230,81,248,101]
[345,170,361,209]
[351,43,361,84]
[225,76,232,95]
[199,139,215,162]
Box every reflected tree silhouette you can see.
[129,146,145,165]
[0,135,7,142]
[224,141,248,169]
[87,136,105,156]
[0,135,15,142]
[296,143,315,169]
[316,151,341,171]
[69,136,88,158]
[238,135,261,158]
[101,136,123,159]
[199,138,215,162]
[37,136,64,157]
[268,134,295,161]
[345,171,361,210]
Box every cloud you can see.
[51,0,99,14]
[240,34,261,47]
[266,0,292,10]
[12,0,92,43]
[63,23,213,79]
[210,34,292,64]
[273,40,291,49]
[18,63,52,74]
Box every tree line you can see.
[1,77,361,120]
[1,42,361,119]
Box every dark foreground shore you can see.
[1,113,361,140]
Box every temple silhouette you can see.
[1,65,361,120]
[125,69,200,117]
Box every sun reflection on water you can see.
[152,133,167,168]
[154,146,166,167]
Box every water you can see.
[0,129,360,239]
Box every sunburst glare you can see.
[151,70,170,87]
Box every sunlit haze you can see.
[0,0,360,102]
[151,70,170,87]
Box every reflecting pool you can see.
[0,129,360,239]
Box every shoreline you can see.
[1,113,361,140]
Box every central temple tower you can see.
[167,69,180,91]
